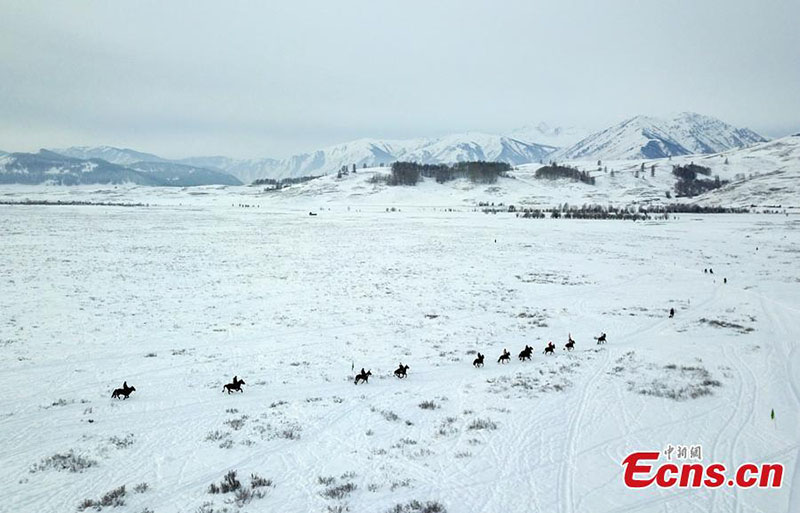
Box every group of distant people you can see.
[703,268,727,283]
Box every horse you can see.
[543,342,555,355]
[394,363,410,379]
[518,345,533,361]
[565,339,575,351]
[473,353,484,368]
[498,349,511,364]
[223,376,245,394]
[354,368,372,385]
[595,333,607,344]
[111,381,136,400]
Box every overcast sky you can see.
[1,0,798,159]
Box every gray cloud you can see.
[1,0,798,158]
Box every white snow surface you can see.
[1,183,799,513]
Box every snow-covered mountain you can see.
[31,113,771,184]
[552,112,767,161]
[128,161,242,186]
[507,122,592,148]
[0,150,163,185]
[187,133,556,183]
[51,145,169,166]
[232,133,798,210]
[0,150,241,186]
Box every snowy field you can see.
[1,199,799,513]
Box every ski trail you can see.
[558,347,611,513]
[754,293,800,512]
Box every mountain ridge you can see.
[0,150,242,186]
[552,112,767,161]
[0,112,771,184]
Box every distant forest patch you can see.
[377,161,512,186]
[534,164,596,185]
[672,163,727,197]
[252,175,319,188]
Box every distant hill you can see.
[0,150,162,185]
[128,161,242,186]
[0,150,241,186]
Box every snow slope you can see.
[553,113,767,161]
[0,201,798,513]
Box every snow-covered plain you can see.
[1,194,799,513]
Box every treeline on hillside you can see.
[480,203,749,220]
[534,164,596,185]
[0,199,148,207]
[252,175,319,188]
[672,163,727,197]
[374,161,512,186]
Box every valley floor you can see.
[1,197,798,513]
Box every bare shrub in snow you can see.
[278,427,301,440]
[321,482,357,500]
[250,473,273,489]
[209,470,241,494]
[108,433,135,449]
[635,365,722,400]
[390,478,412,491]
[77,485,126,511]
[467,418,497,430]
[233,487,262,506]
[205,430,230,442]
[698,317,755,334]
[32,450,96,473]
[386,500,447,513]
[371,407,400,422]
[224,416,247,431]
[418,400,439,410]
